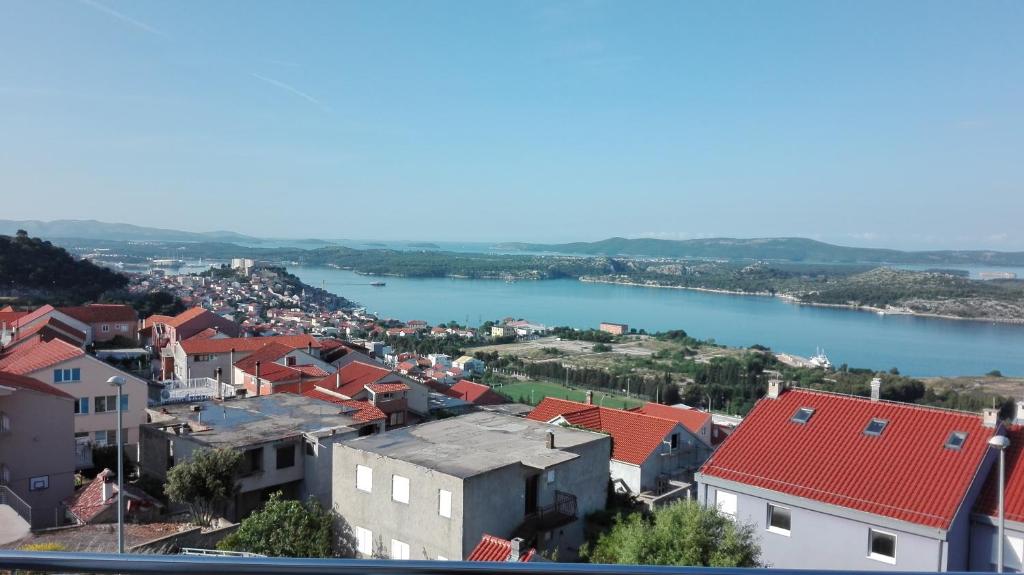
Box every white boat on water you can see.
[809,347,832,370]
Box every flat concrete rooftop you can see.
[148,394,364,448]
[341,410,607,478]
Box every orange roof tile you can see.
[0,370,74,399]
[631,402,711,436]
[976,424,1024,523]
[450,380,507,406]
[0,339,85,375]
[467,534,535,562]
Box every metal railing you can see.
[153,377,233,405]
[0,484,32,526]
[0,551,919,575]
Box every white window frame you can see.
[766,503,791,536]
[439,489,452,518]
[356,465,372,493]
[354,526,373,556]
[868,528,897,564]
[390,539,410,560]
[715,490,737,518]
[392,475,410,504]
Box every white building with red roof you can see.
[170,333,321,384]
[695,382,1006,571]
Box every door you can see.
[525,474,539,515]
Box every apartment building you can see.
[170,334,321,383]
[598,322,628,336]
[695,382,1002,571]
[970,423,1024,572]
[0,371,76,529]
[58,305,138,344]
[140,394,383,518]
[333,411,610,561]
[0,339,148,457]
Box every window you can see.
[355,527,373,556]
[992,535,1024,571]
[101,324,110,332]
[94,395,117,413]
[390,539,410,560]
[439,489,452,518]
[546,470,556,484]
[118,324,128,332]
[864,418,888,437]
[241,448,262,474]
[392,475,410,504]
[94,430,116,446]
[74,398,89,415]
[945,431,968,450]
[715,490,737,518]
[791,407,815,424]
[868,528,897,563]
[389,412,405,426]
[0,464,9,485]
[356,465,372,492]
[276,444,295,469]
[767,504,791,535]
[53,368,81,383]
[670,433,679,450]
[0,412,9,433]
[121,394,129,411]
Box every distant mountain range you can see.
[495,237,1024,266]
[0,219,259,243]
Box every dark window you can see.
[768,504,791,533]
[791,407,815,424]
[869,529,896,560]
[945,431,968,450]
[276,444,295,469]
[241,448,263,474]
[864,418,888,436]
[305,441,315,456]
[670,433,679,449]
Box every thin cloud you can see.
[250,73,332,114]
[77,0,168,37]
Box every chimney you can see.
[983,407,999,428]
[1015,400,1024,426]
[336,372,341,390]
[545,430,555,449]
[307,343,313,355]
[508,538,524,562]
[870,377,882,402]
[585,390,593,405]
[229,348,236,388]
[767,378,784,399]
[101,470,114,502]
[215,367,223,401]
[255,361,262,397]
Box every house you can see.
[230,342,332,397]
[427,353,451,368]
[449,380,507,406]
[598,322,628,336]
[0,339,148,462]
[307,361,428,428]
[528,396,710,500]
[630,402,715,448]
[970,423,1024,572]
[453,355,486,376]
[140,394,383,518]
[695,382,1002,571]
[332,411,610,560]
[58,305,139,344]
[65,468,162,524]
[171,334,321,384]
[2,305,92,347]
[143,307,240,378]
[0,370,76,529]
[467,534,537,562]
[506,321,548,338]
[490,325,515,338]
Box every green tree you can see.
[218,492,338,557]
[581,501,761,567]
[164,448,242,526]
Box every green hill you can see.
[0,230,128,304]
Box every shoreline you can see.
[577,277,1024,325]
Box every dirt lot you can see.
[921,375,1024,397]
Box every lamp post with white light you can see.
[989,434,1011,573]
[107,375,126,554]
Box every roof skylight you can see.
[944,431,968,450]
[864,418,888,437]
[791,407,815,424]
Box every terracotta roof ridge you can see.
[786,386,987,418]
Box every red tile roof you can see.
[181,334,320,355]
[0,307,27,325]
[366,382,409,394]
[11,304,57,328]
[976,424,1024,523]
[299,389,386,422]
[233,342,296,371]
[311,361,393,398]
[631,402,711,437]
[450,380,507,406]
[59,304,138,324]
[467,534,535,562]
[699,388,993,530]
[0,338,85,375]
[0,370,74,399]
[66,469,161,524]
[295,365,329,377]
[527,398,678,465]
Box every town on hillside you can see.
[0,259,1022,573]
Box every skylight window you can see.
[864,418,888,437]
[791,407,815,424]
[945,431,968,451]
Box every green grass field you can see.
[492,380,645,409]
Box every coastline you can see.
[577,277,1024,325]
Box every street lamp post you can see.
[989,434,1011,573]
[107,376,126,554]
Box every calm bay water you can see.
[292,267,1024,377]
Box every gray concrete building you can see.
[140,394,383,520]
[696,383,1003,571]
[332,411,610,561]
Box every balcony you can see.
[152,378,234,405]
[512,490,577,545]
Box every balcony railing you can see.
[0,551,925,575]
[152,378,234,405]
[513,490,577,545]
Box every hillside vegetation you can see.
[0,230,127,304]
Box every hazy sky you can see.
[2,1,1022,248]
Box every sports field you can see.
[492,380,644,409]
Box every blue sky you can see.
[1,1,1022,248]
